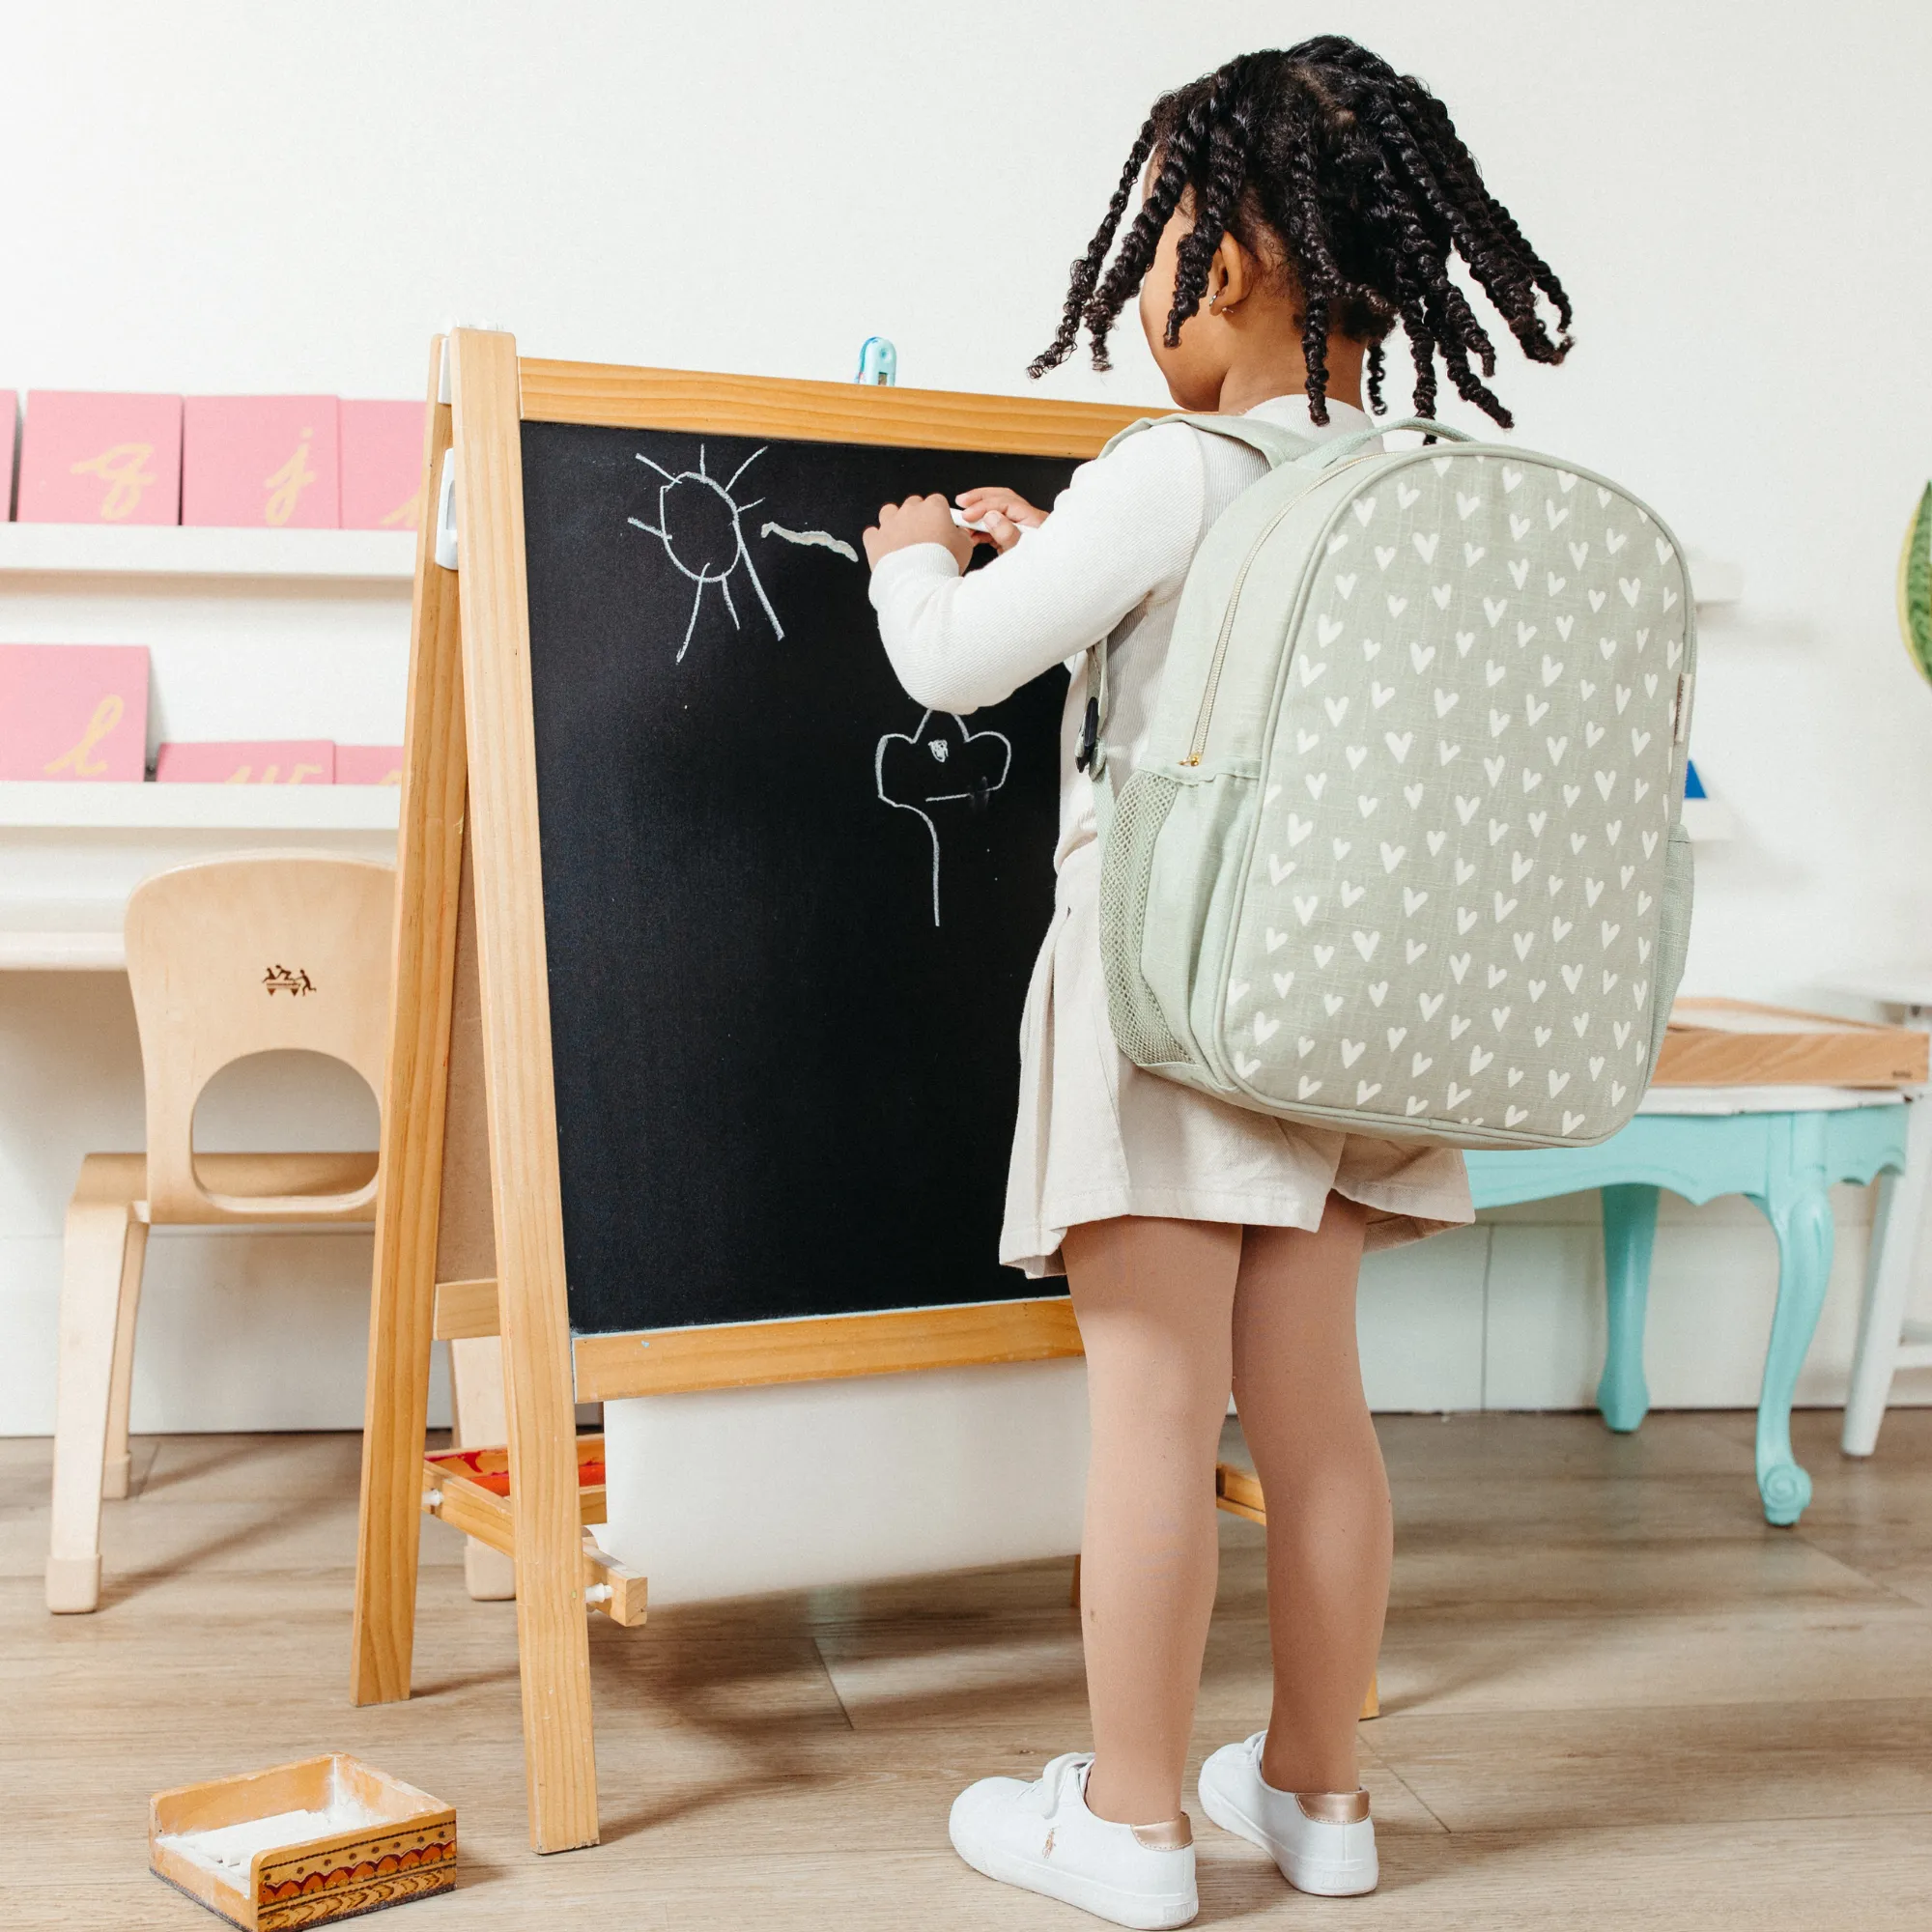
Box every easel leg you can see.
[453,327,599,1852]
[352,340,468,1706]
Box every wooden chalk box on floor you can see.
[150,1754,454,1929]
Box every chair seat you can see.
[78,1150,379,1225]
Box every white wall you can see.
[10,1,1930,994]
[4,1,1932,1435]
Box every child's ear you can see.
[1213,230,1255,312]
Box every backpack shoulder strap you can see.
[1078,412,1475,786]
[1099,411,1315,469]
[1078,412,1317,786]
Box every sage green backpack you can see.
[1091,414,1695,1150]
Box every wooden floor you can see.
[7,1410,1932,1928]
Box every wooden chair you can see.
[44,854,395,1613]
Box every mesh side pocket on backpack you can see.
[1099,772,1191,1068]
[1644,820,1695,1081]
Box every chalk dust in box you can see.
[519,419,1078,1336]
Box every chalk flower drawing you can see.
[627,445,783,662]
[761,522,858,562]
[875,711,1013,926]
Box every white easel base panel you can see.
[601,1359,1090,1606]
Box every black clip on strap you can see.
[1075,695,1100,774]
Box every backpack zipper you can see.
[1183,457,1373,768]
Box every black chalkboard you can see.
[519,420,1078,1336]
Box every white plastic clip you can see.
[583,1583,612,1605]
[434,448,459,571]
[438,337,454,406]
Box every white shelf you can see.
[0,523,415,582]
[0,781,401,831]
[0,928,125,970]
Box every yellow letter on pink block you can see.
[184,396,341,528]
[18,393,183,525]
[0,643,151,781]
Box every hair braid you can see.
[1030,36,1575,428]
[1073,131,1196,371]
[1166,101,1257,345]
[1027,119,1157,382]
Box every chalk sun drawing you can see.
[761,522,858,562]
[627,444,783,662]
[875,710,1012,926]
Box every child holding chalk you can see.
[867,38,1574,1928]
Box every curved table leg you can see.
[1750,1118,1834,1525]
[1598,1183,1660,1433]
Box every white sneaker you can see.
[948,1750,1197,1929]
[1197,1732,1377,1896]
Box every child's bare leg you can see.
[1230,1194,1386,1795]
[1063,1214,1241,1825]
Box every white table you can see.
[1823,970,1932,1454]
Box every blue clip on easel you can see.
[856,337,897,386]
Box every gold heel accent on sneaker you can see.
[1293,1790,1371,1825]
[1130,1815,1194,1850]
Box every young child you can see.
[865,38,1573,1930]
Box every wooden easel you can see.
[348,330,1152,1853]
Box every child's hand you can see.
[955,487,1048,554]
[864,495,974,573]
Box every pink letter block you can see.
[2,392,15,518]
[17,392,183,525]
[156,740,335,784]
[183,396,340,528]
[335,744,405,785]
[0,643,150,781]
[340,401,427,532]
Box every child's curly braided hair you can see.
[1029,37,1573,428]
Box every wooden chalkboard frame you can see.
[348,330,1155,1854]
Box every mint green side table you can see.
[1466,1097,1909,1526]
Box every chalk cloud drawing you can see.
[761,522,858,562]
[627,444,783,662]
[875,710,1013,926]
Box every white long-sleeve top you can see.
[868,393,1374,871]
[867,392,1472,1274]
